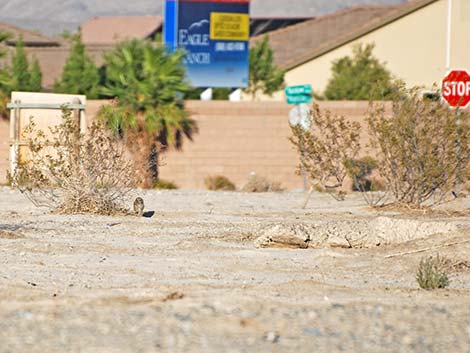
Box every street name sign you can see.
[285,84,312,105]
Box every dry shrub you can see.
[204,175,236,191]
[10,108,136,215]
[242,174,283,192]
[368,86,470,207]
[345,156,389,206]
[438,256,470,272]
[416,253,450,290]
[154,179,178,190]
[291,87,470,208]
[345,156,378,191]
[290,103,360,200]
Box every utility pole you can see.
[446,0,452,71]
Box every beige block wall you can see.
[0,99,375,189]
[158,100,373,190]
[0,118,9,183]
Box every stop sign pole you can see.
[442,69,470,109]
[441,69,469,198]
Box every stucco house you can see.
[248,0,470,100]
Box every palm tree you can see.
[99,39,196,186]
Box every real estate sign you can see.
[164,0,250,88]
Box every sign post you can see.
[286,84,313,194]
[442,69,470,197]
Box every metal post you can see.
[9,100,21,175]
[446,0,452,71]
[454,109,462,197]
[72,98,82,156]
[72,98,82,130]
[298,104,308,192]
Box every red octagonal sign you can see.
[442,69,470,108]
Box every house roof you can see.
[81,16,163,45]
[253,0,438,70]
[0,21,61,47]
[20,43,115,88]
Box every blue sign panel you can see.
[164,0,250,88]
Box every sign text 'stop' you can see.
[442,70,470,108]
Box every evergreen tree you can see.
[324,43,395,100]
[54,34,100,98]
[244,35,285,99]
[8,37,43,92]
[29,58,42,92]
[0,31,12,118]
[11,37,31,91]
[0,31,11,95]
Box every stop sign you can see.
[442,70,470,108]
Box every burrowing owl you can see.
[133,197,144,216]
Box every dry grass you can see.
[439,257,470,273]
[374,202,470,217]
[0,229,24,239]
[154,179,178,190]
[204,175,236,191]
[161,291,185,302]
[416,253,450,290]
[242,174,283,193]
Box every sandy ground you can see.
[1,187,470,353]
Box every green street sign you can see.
[286,94,312,104]
[285,84,312,96]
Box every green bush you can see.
[416,254,450,290]
[204,175,236,191]
[324,43,395,100]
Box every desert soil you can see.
[0,187,470,353]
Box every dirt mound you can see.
[255,217,459,249]
[0,229,24,240]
